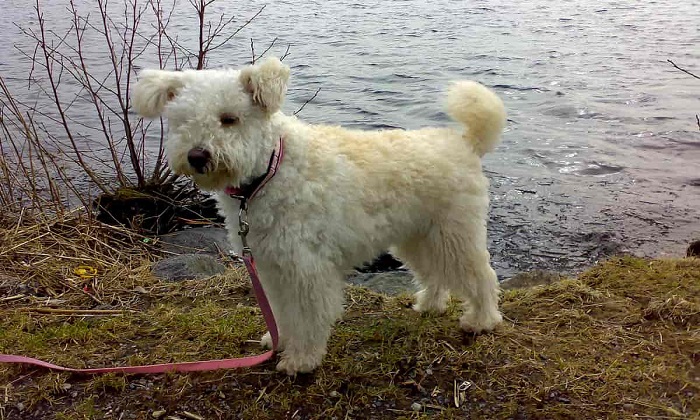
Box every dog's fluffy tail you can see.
[446,81,506,157]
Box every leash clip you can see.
[238,200,251,257]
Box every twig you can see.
[0,231,50,256]
[294,88,321,115]
[279,44,291,61]
[23,308,132,315]
[0,295,25,303]
[253,37,277,63]
[209,5,266,52]
[667,59,700,80]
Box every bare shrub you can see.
[0,0,270,230]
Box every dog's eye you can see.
[220,114,239,127]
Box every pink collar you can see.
[224,137,285,201]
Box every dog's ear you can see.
[132,69,186,118]
[239,57,290,114]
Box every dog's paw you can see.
[412,288,449,314]
[459,307,503,333]
[260,331,285,351]
[275,350,324,376]
[260,331,273,349]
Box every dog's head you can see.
[132,57,290,190]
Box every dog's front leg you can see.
[258,262,345,375]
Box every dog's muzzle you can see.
[187,148,211,174]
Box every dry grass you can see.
[0,212,162,310]
[0,218,698,419]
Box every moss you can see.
[1,236,699,419]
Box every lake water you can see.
[1,0,698,278]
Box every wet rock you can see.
[158,227,231,255]
[133,286,148,294]
[501,270,562,290]
[346,271,416,296]
[0,274,32,296]
[577,231,624,258]
[356,252,405,273]
[152,254,226,282]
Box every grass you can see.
[0,217,699,419]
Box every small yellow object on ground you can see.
[73,265,98,279]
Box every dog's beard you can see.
[170,159,237,192]
[190,167,237,191]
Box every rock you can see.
[16,402,24,412]
[687,240,700,257]
[0,274,29,297]
[158,227,231,255]
[152,254,226,282]
[500,270,562,290]
[152,410,166,419]
[346,271,416,296]
[410,402,422,412]
[355,252,405,273]
[329,391,339,398]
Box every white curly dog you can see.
[132,57,506,375]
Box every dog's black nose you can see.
[187,148,211,173]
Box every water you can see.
[1,0,698,278]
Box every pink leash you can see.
[0,138,285,375]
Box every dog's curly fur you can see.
[132,57,507,375]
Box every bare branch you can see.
[667,59,700,80]
[33,0,109,193]
[294,88,321,116]
[253,37,278,63]
[209,5,266,52]
[280,43,291,61]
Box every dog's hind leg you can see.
[394,202,502,333]
[440,201,502,333]
[391,237,451,314]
